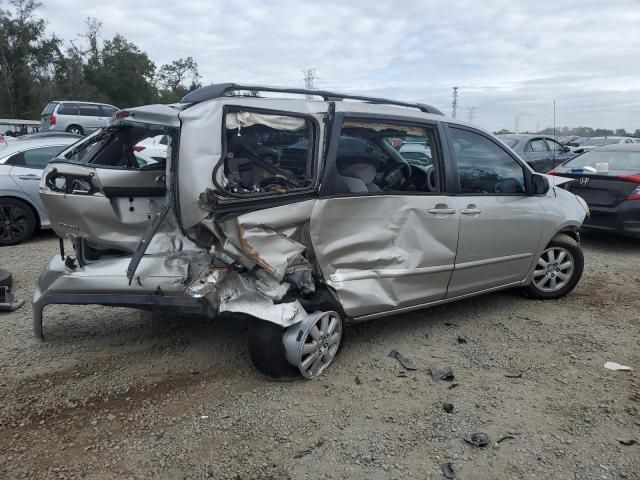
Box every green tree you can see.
[0,0,60,118]
[84,34,156,108]
[156,56,200,103]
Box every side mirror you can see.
[532,173,550,195]
[563,146,571,153]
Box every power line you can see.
[451,87,459,118]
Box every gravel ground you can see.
[0,230,639,479]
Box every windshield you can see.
[562,149,640,173]
[582,137,621,146]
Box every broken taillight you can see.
[49,114,56,126]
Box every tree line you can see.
[0,0,201,119]
[495,126,640,138]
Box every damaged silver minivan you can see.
[34,84,589,379]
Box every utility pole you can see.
[513,116,520,134]
[536,122,540,133]
[553,100,556,141]
[467,107,476,123]
[451,87,459,118]
[303,68,317,99]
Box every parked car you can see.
[40,101,119,136]
[573,136,640,154]
[134,134,168,161]
[0,136,80,245]
[551,144,640,237]
[34,83,588,379]
[499,134,576,172]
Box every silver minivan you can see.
[40,101,119,136]
[34,84,589,380]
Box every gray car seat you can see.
[338,163,380,193]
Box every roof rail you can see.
[180,83,443,116]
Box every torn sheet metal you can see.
[185,265,229,298]
[217,200,316,281]
[214,271,307,327]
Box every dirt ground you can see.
[0,231,638,480]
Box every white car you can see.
[134,134,168,161]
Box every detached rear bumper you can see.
[582,200,640,237]
[33,255,215,339]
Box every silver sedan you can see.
[0,135,79,245]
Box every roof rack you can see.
[180,83,443,116]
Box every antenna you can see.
[302,68,317,100]
[467,107,476,123]
[451,87,459,118]
[553,100,556,142]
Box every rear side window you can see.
[57,103,78,115]
[9,145,66,169]
[78,104,103,117]
[41,102,57,115]
[217,110,315,196]
[101,106,118,117]
[525,139,549,153]
[450,127,525,194]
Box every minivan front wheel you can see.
[66,125,84,135]
[525,233,584,299]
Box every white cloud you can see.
[39,0,640,131]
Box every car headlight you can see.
[575,195,590,218]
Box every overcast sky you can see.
[39,0,640,132]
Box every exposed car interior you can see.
[216,110,315,195]
[61,125,168,170]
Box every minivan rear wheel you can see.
[66,125,84,135]
[0,198,36,246]
[524,233,583,299]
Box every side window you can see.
[101,106,118,117]
[525,139,549,153]
[57,103,78,115]
[331,120,439,194]
[545,139,565,155]
[218,110,314,196]
[450,127,526,194]
[78,104,102,117]
[20,146,66,169]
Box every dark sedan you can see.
[499,134,577,172]
[551,144,640,237]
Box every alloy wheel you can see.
[533,247,575,293]
[0,204,29,243]
[296,312,342,378]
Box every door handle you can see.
[18,174,40,180]
[428,207,456,215]
[461,207,482,215]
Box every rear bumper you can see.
[32,255,215,339]
[582,200,640,237]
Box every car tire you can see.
[0,198,36,246]
[0,269,11,287]
[248,319,300,379]
[524,233,584,300]
[66,125,84,135]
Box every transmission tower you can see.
[467,107,476,123]
[303,68,317,99]
[513,116,520,134]
[451,87,459,118]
